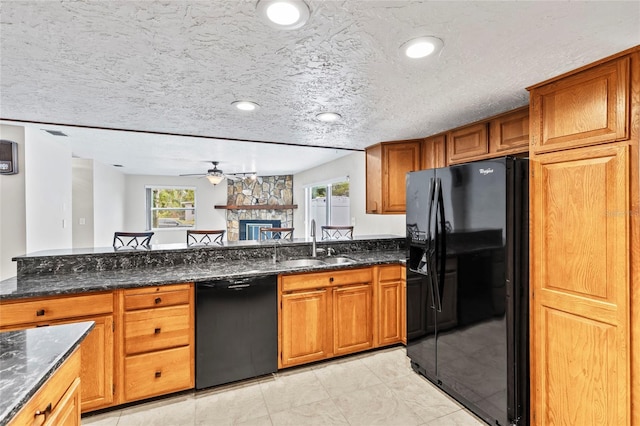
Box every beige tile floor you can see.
[82,347,486,426]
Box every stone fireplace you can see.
[224,175,295,241]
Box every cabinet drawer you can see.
[281,268,373,292]
[9,349,81,426]
[124,284,191,311]
[377,265,403,282]
[0,293,113,328]
[124,305,191,355]
[124,346,192,402]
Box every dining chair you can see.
[259,227,294,240]
[113,232,154,248]
[186,230,225,246]
[321,225,354,240]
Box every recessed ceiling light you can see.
[401,36,443,59]
[257,0,310,30]
[232,100,260,111]
[316,112,341,122]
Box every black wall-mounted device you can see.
[0,140,18,175]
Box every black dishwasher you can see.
[195,275,277,389]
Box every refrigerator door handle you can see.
[432,178,443,313]
[437,177,447,312]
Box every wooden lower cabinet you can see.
[278,268,374,368]
[118,283,195,404]
[0,293,115,413]
[333,284,373,355]
[9,349,81,426]
[279,289,330,367]
[375,265,404,347]
[530,142,631,425]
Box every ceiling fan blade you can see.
[179,173,207,176]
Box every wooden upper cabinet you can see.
[421,135,446,169]
[366,140,420,214]
[529,56,630,154]
[447,123,489,164]
[489,107,530,155]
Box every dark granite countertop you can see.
[0,321,94,425]
[0,250,405,300]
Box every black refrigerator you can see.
[406,156,529,426]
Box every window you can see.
[146,187,196,229]
[306,178,350,235]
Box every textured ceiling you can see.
[1,1,639,176]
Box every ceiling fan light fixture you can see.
[257,0,310,30]
[232,100,260,111]
[206,174,225,185]
[401,36,443,59]
[316,112,341,122]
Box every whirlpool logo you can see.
[479,168,494,175]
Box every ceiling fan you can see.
[180,161,256,185]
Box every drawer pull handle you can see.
[329,277,334,283]
[155,371,162,378]
[155,297,162,304]
[154,327,161,334]
[36,309,45,316]
[35,403,52,417]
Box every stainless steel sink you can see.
[278,258,326,267]
[321,256,356,265]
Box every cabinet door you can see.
[377,280,402,346]
[68,315,114,412]
[421,135,446,170]
[382,141,421,213]
[530,143,630,425]
[280,289,330,368]
[45,378,81,426]
[333,284,373,355]
[447,123,489,164]
[489,107,529,155]
[530,56,630,154]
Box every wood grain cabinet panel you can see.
[279,289,330,368]
[366,140,421,214]
[333,284,373,355]
[0,295,115,413]
[530,143,630,425]
[489,107,530,155]
[119,283,194,404]
[447,123,489,164]
[375,265,404,347]
[530,56,630,154]
[421,135,446,170]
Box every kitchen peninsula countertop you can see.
[1,237,405,300]
[0,321,94,425]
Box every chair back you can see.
[259,227,294,240]
[187,230,225,246]
[321,225,354,240]
[113,232,154,248]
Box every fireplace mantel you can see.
[215,204,298,210]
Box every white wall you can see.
[24,128,73,253]
[0,124,26,279]
[93,161,126,247]
[123,175,228,245]
[72,158,95,248]
[293,152,405,237]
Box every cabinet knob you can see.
[155,371,162,378]
[329,277,334,283]
[36,309,45,316]
[154,297,162,304]
[154,327,161,334]
[34,403,52,417]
